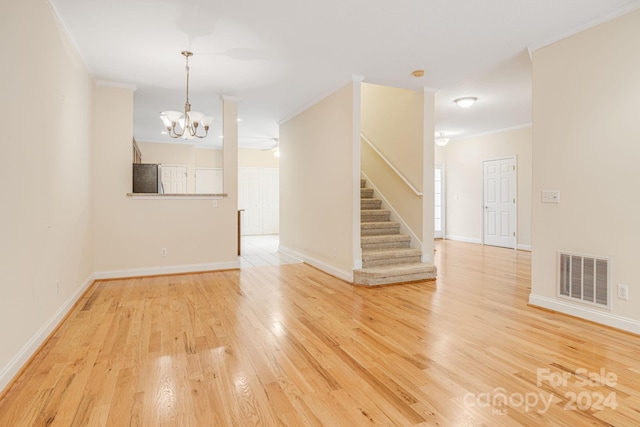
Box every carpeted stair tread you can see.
[361,248,422,267]
[362,248,422,259]
[353,262,437,286]
[361,221,401,229]
[361,234,411,250]
[361,234,410,244]
[361,198,382,209]
[361,188,374,198]
[358,262,436,274]
[361,221,401,236]
[361,210,391,222]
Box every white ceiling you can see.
[50,0,640,149]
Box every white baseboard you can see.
[279,245,353,283]
[93,261,240,280]
[529,294,640,335]
[445,235,482,244]
[0,274,95,393]
[444,235,531,251]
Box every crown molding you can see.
[452,123,532,142]
[278,78,354,125]
[96,80,137,91]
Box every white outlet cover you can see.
[618,284,629,300]
[541,190,560,203]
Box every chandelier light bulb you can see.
[435,132,449,147]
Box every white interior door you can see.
[238,167,279,235]
[434,164,445,238]
[160,165,187,194]
[483,157,516,248]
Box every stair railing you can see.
[360,133,423,197]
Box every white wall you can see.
[442,126,532,249]
[0,0,95,390]
[279,83,356,280]
[530,9,640,332]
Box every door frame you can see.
[481,156,517,249]
[434,163,445,239]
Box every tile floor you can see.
[239,235,302,268]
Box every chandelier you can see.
[435,132,450,147]
[160,51,213,139]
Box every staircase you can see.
[353,179,437,286]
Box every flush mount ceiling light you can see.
[435,132,450,147]
[454,97,478,108]
[160,51,213,139]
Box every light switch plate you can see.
[541,190,560,203]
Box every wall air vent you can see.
[558,252,610,308]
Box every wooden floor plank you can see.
[1,240,640,426]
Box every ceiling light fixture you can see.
[454,97,477,108]
[435,133,450,147]
[160,51,213,139]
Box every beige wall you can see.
[0,0,95,388]
[280,83,356,279]
[530,9,640,330]
[361,83,424,187]
[442,126,532,249]
[361,84,425,240]
[238,148,280,168]
[137,142,222,168]
[93,88,238,274]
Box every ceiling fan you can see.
[260,138,280,157]
[260,137,279,150]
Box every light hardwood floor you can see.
[1,240,640,426]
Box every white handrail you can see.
[360,133,423,197]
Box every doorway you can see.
[483,157,516,248]
[238,167,279,235]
